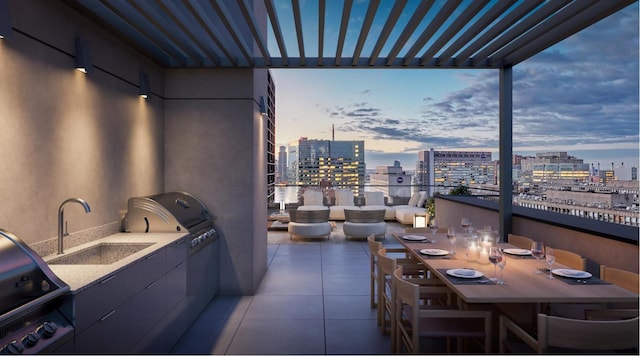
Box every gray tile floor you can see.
[170,222,406,355]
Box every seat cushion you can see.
[303,190,324,206]
[288,222,332,238]
[329,206,360,220]
[361,205,396,220]
[364,191,385,206]
[343,221,386,238]
[334,189,355,206]
[395,207,426,224]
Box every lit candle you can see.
[479,247,489,264]
[469,242,478,262]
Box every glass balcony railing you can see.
[270,183,639,227]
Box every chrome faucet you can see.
[58,198,91,254]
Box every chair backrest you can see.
[302,190,324,206]
[367,234,382,255]
[377,248,397,277]
[553,248,586,271]
[334,189,355,206]
[600,265,639,293]
[289,208,329,223]
[364,191,385,206]
[344,209,385,223]
[507,234,534,249]
[537,313,639,353]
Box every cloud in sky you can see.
[274,4,638,168]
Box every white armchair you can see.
[288,209,332,239]
[343,209,386,240]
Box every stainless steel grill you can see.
[124,191,219,324]
[125,191,217,253]
[0,229,74,354]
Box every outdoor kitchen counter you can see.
[44,232,188,293]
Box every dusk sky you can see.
[270,2,639,171]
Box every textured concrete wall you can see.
[164,68,268,295]
[0,0,164,247]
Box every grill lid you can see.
[125,191,215,233]
[0,229,69,319]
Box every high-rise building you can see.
[416,149,495,197]
[297,138,366,195]
[277,145,287,184]
[369,161,412,202]
[266,72,276,202]
[520,152,590,183]
[287,140,299,184]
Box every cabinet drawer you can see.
[166,260,187,311]
[75,302,134,354]
[128,274,166,344]
[130,248,166,289]
[74,269,132,332]
[166,237,187,269]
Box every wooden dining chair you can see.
[553,248,586,271]
[393,268,492,353]
[499,313,639,354]
[583,266,639,321]
[600,265,639,293]
[377,249,451,342]
[507,234,534,249]
[367,235,383,309]
[367,235,422,311]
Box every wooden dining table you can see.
[392,231,639,305]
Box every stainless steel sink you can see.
[47,242,154,265]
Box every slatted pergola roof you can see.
[64,0,636,69]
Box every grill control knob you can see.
[21,333,39,348]
[3,341,24,354]
[37,321,58,338]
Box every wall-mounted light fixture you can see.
[259,96,267,115]
[74,37,93,74]
[139,71,150,99]
[0,0,12,40]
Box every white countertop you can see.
[44,232,188,294]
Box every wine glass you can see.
[430,220,438,235]
[447,228,457,255]
[545,247,555,279]
[488,247,502,281]
[461,218,470,234]
[492,230,501,245]
[531,241,545,274]
[497,251,507,284]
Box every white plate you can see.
[502,248,531,256]
[446,268,484,279]
[420,248,449,256]
[402,235,427,241]
[552,269,592,279]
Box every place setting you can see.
[401,234,436,243]
[502,248,533,259]
[414,248,455,259]
[437,268,494,285]
[548,268,610,285]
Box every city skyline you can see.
[272,3,639,171]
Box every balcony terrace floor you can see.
[170,221,451,354]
